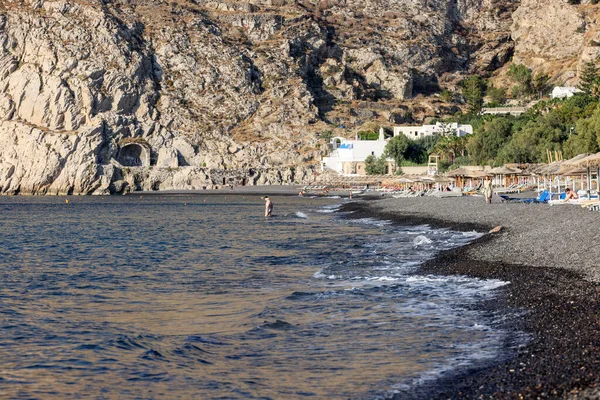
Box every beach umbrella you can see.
[446,168,488,187]
[558,165,588,191]
[467,170,488,188]
[541,161,564,175]
[419,176,436,189]
[535,161,564,194]
[430,175,453,191]
[558,154,590,190]
[488,166,514,175]
[574,152,600,168]
[433,176,453,183]
[396,177,415,190]
[557,165,587,175]
[445,168,478,188]
[488,166,509,187]
[470,170,488,178]
[572,152,600,196]
[563,153,593,167]
[445,168,477,178]
[398,177,415,183]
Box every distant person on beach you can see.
[264,196,273,217]
[483,176,493,204]
[564,188,579,201]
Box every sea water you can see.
[0,195,514,399]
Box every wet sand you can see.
[340,197,600,399]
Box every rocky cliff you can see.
[0,0,588,194]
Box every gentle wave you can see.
[0,195,521,399]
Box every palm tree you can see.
[431,136,452,161]
[431,135,468,163]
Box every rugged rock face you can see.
[511,0,585,84]
[510,0,600,85]
[0,0,535,194]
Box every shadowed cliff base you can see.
[340,200,600,399]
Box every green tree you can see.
[364,155,387,175]
[507,64,533,98]
[578,60,600,96]
[450,135,468,158]
[399,135,440,164]
[532,73,550,99]
[461,76,486,113]
[431,136,450,160]
[497,120,563,164]
[384,135,410,169]
[431,135,468,162]
[467,118,513,165]
[357,130,378,140]
[487,86,506,106]
[563,105,600,156]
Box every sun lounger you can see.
[549,199,583,205]
[494,186,513,194]
[433,190,463,198]
[580,200,600,210]
[500,190,550,204]
[579,199,600,206]
[495,184,526,194]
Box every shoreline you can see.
[136,185,307,197]
[339,199,600,399]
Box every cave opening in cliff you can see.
[117,144,148,167]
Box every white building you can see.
[322,128,395,175]
[393,122,473,140]
[551,86,583,99]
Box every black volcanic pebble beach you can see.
[340,196,600,399]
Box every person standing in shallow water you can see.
[483,176,493,204]
[264,196,273,217]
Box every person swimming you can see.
[264,196,273,217]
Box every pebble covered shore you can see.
[366,193,600,282]
[341,195,600,399]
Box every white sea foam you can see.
[313,269,341,280]
[313,269,326,279]
[462,230,482,237]
[312,214,520,397]
[413,235,433,246]
[369,276,400,282]
[405,275,510,297]
[316,204,342,213]
[295,211,308,219]
[450,231,484,240]
[350,218,393,227]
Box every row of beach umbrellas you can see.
[319,152,600,193]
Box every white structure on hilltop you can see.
[393,122,473,140]
[322,122,472,175]
[322,128,395,175]
[551,86,584,99]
